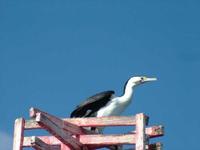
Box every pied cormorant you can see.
[70,76,157,132]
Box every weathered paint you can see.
[135,113,146,150]
[131,125,164,138]
[35,112,83,150]
[13,107,164,150]
[30,136,61,150]
[13,118,25,150]
[25,116,136,130]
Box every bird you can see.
[70,76,157,133]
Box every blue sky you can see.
[1,1,200,149]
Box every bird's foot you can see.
[107,145,123,150]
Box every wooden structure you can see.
[13,107,164,150]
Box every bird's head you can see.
[126,76,157,88]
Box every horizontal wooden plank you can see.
[24,137,87,150]
[25,116,136,130]
[131,125,164,138]
[25,119,40,130]
[29,107,136,128]
[24,136,163,149]
[146,125,164,138]
[80,134,135,145]
[23,133,136,147]
[69,116,136,127]
[24,122,163,138]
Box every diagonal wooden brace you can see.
[35,112,84,150]
[30,136,60,150]
[29,107,92,134]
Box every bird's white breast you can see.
[97,97,131,117]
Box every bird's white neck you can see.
[119,84,135,103]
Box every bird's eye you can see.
[141,77,144,80]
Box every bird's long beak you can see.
[142,77,157,82]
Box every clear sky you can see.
[1,1,200,150]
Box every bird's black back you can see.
[70,91,115,118]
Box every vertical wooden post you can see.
[13,118,25,150]
[135,113,146,150]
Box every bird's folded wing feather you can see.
[70,91,115,118]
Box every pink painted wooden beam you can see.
[23,134,135,146]
[30,136,60,150]
[68,115,136,127]
[23,136,163,150]
[25,107,136,130]
[135,113,146,150]
[25,116,136,130]
[14,107,164,150]
[35,112,85,150]
[13,118,25,150]
[29,107,89,134]
[130,125,164,138]
[146,125,164,138]
[24,122,163,139]
[23,136,61,147]
[23,134,136,147]
[80,134,135,145]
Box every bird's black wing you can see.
[70,91,115,118]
